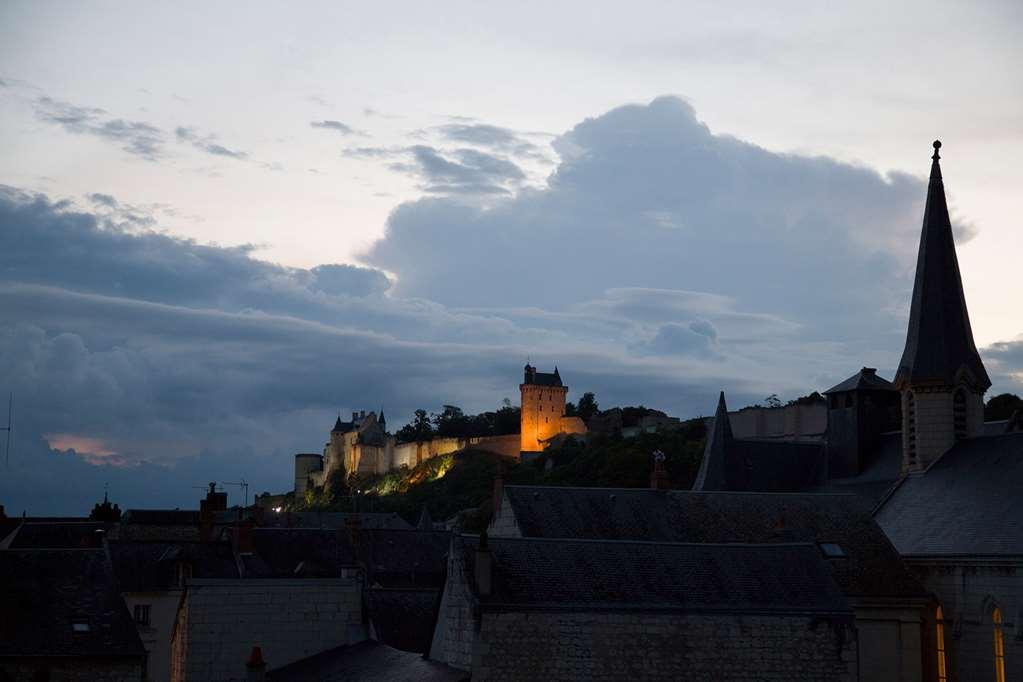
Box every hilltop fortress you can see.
[294,364,587,495]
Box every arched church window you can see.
[953,389,967,442]
[993,607,1006,682]
[936,606,948,682]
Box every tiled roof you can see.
[874,432,1023,555]
[813,431,903,507]
[267,640,468,682]
[0,549,146,659]
[459,535,850,614]
[501,486,924,598]
[366,588,440,653]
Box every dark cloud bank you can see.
[1,96,1017,514]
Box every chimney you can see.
[246,646,266,682]
[352,411,358,422]
[862,367,877,376]
[233,518,255,554]
[650,450,670,490]
[474,529,492,597]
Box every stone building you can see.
[0,548,147,682]
[489,484,932,681]
[692,142,1023,681]
[519,364,586,455]
[430,532,858,680]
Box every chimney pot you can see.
[474,531,492,597]
[246,646,266,682]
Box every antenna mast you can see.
[222,479,249,507]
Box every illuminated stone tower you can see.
[896,141,990,473]
[520,364,569,454]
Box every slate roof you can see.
[895,142,991,391]
[874,432,1023,555]
[108,540,240,590]
[500,485,925,598]
[0,549,146,659]
[360,529,451,588]
[366,588,441,653]
[813,431,903,508]
[121,509,200,525]
[6,521,109,549]
[248,528,358,577]
[267,640,468,682]
[458,535,850,614]
[825,368,896,394]
[694,393,827,492]
[261,511,413,531]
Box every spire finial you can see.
[932,139,941,161]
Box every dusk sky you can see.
[1,1,1020,513]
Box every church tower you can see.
[520,364,569,454]
[896,141,990,473]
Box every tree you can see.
[764,394,782,409]
[576,392,599,422]
[564,401,578,417]
[986,393,1022,421]
[433,405,469,437]
[396,409,434,442]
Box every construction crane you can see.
[1,393,12,468]
[222,479,249,508]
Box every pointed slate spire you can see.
[895,140,990,391]
[692,392,733,491]
[416,505,433,531]
[553,366,562,386]
[378,409,386,427]
[332,414,345,433]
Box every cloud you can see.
[983,336,1023,392]
[33,96,165,160]
[175,126,248,160]
[434,123,544,158]
[310,120,364,136]
[2,96,1014,514]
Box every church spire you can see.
[895,140,990,392]
[692,392,733,491]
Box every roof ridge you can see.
[461,534,818,550]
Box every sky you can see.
[0,1,1021,514]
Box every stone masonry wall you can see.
[471,610,857,681]
[910,559,1023,682]
[488,493,522,538]
[171,578,363,682]
[0,658,143,682]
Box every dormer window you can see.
[818,543,846,558]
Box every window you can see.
[936,606,948,682]
[994,607,1005,682]
[71,620,89,633]
[953,389,967,442]
[134,604,151,626]
[818,542,846,558]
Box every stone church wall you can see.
[909,559,1023,682]
[470,610,856,681]
[170,578,364,682]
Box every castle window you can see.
[993,607,1005,682]
[936,606,948,682]
[953,389,967,442]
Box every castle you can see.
[294,364,587,495]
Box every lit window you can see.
[994,607,1005,682]
[71,621,89,633]
[134,604,151,626]
[936,606,947,682]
